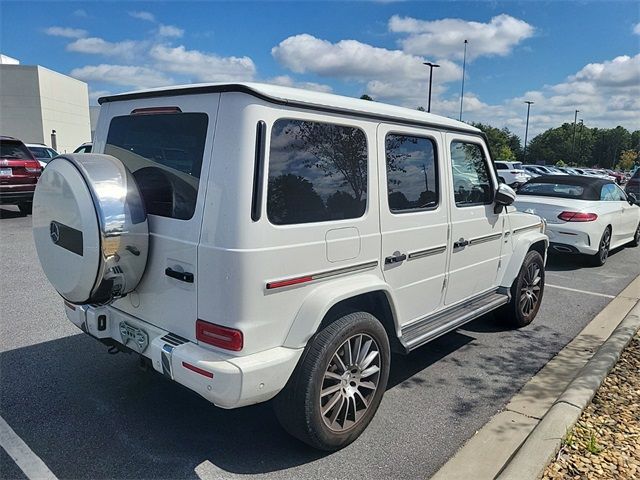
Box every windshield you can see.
[518,182,587,199]
[28,146,56,160]
[0,140,33,159]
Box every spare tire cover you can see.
[33,153,148,304]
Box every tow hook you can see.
[107,345,120,355]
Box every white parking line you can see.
[0,415,58,480]
[546,283,616,299]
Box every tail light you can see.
[26,167,41,173]
[558,211,598,222]
[196,319,243,351]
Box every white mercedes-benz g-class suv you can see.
[33,83,547,451]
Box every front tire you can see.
[273,311,390,451]
[589,227,611,266]
[496,250,545,328]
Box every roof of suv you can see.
[98,82,480,135]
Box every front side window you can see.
[450,141,493,206]
[385,134,438,212]
[267,119,367,225]
[105,112,209,220]
[600,183,627,201]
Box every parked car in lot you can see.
[514,175,640,266]
[25,143,59,168]
[494,161,530,187]
[523,165,554,177]
[626,168,640,197]
[73,142,92,153]
[32,82,548,450]
[0,136,42,215]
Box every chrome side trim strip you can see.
[408,245,447,260]
[469,232,502,246]
[513,222,542,234]
[311,260,379,280]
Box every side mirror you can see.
[494,183,516,214]
[628,192,639,205]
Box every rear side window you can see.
[385,134,438,212]
[519,182,586,199]
[105,112,209,220]
[267,119,367,225]
[450,141,493,206]
[0,140,33,160]
[495,163,507,170]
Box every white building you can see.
[0,63,91,153]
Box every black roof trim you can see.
[98,84,481,137]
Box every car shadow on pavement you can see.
[0,206,26,219]
[545,247,625,271]
[1,328,477,478]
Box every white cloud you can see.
[44,26,87,38]
[129,11,156,22]
[66,37,142,61]
[73,9,88,18]
[634,23,640,35]
[158,25,184,38]
[149,45,256,82]
[70,64,172,89]
[268,75,333,93]
[390,14,534,60]
[88,89,111,101]
[272,33,460,83]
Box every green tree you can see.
[617,150,638,171]
[471,123,522,161]
[359,94,373,101]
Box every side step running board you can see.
[399,288,510,353]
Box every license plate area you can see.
[119,321,149,353]
[0,168,12,176]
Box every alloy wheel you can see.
[320,333,381,432]
[519,262,542,317]
[599,229,611,263]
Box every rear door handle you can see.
[453,239,469,248]
[385,253,407,264]
[165,267,194,283]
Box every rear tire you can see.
[273,311,390,451]
[496,250,545,328]
[588,227,611,266]
[629,223,640,247]
[17,202,32,215]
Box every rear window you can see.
[267,119,367,225]
[0,140,33,160]
[518,182,586,199]
[105,112,209,220]
[28,147,55,160]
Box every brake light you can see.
[196,319,243,351]
[26,167,41,173]
[131,106,182,115]
[558,211,598,222]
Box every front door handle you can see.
[453,238,469,248]
[165,267,194,283]
[385,253,407,264]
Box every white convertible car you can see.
[514,175,640,265]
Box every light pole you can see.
[571,109,580,163]
[576,119,584,165]
[423,62,440,113]
[459,39,468,121]
[523,101,534,163]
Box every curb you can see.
[430,274,640,480]
[496,300,640,480]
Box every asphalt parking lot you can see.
[1,205,638,480]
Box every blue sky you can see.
[1,1,639,138]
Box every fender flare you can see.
[500,231,548,288]
[282,273,399,349]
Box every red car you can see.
[0,136,42,215]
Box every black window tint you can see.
[105,113,208,220]
[0,140,32,160]
[495,164,507,170]
[450,141,493,206]
[267,119,367,225]
[386,134,438,212]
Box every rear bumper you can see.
[545,225,596,255]
[65,303,303,409]
[0,189,34,203]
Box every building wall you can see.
[37,66,91,153]
[0,65,44,144]
[0,64,90,153]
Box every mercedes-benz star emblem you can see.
[50,222,60,244]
